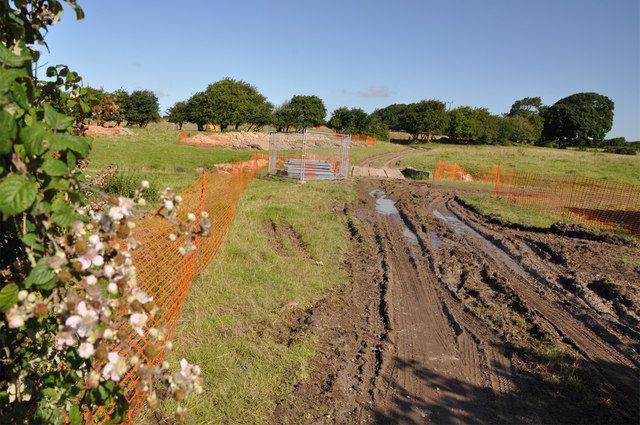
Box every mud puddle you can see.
[434,206,524,273]
[370,189,419,245]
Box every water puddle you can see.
[370,189,419,245]
[433,207,525,273]
[429,231,445,248]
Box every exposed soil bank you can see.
[276,180,639,424]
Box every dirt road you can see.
[276,179,639,424]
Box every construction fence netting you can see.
[434,160,640,234]
[268,130,350,180]
[86,154,268,423]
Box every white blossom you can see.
[78,342,95,358]
[6,308,26,328]
[102,352,128,381]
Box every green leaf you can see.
[49,133,90,156]
[43,104,74,131]
[24,259,56,290]
[19,122,47,156]
[68,405,81,425]
[0,284,19,313]
[0,174,38,216]
[51,204,77,227]
[0,43,30,68]
[0,110,17,154]
[42,159,68,176]
[20,233,43,252]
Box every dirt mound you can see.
[180,131,367,151]
[277,179,640,424]
[84,125,134,136]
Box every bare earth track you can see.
[276,179,640,424]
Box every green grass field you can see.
[87,122,252,193]
[399,143,640,185]
[154,177,354,423]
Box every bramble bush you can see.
[1,1,202,423]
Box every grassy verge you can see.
[458,193,576,228]
[399,143,640,185]
[153,176,354,424]
[87,122,253,193]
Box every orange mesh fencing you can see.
[434,160,640,234]
[352,134,377,145]
[84,154,267,424]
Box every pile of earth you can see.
[180,131,365,151]
[84,125,134,136]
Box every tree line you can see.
[71,87,161,128]
[166,79,625,149]
[372,93,623,149]
[166,78,390,140]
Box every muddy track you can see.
[277,179,639,424]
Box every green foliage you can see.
[327,107,368,133]
[186,91,210,131]
[542,92,614,148]
[204,78,272,131]
[369,103,407,131]
[447,106,494,144]
[506,96,544,144]
[400,100,449,141]
[103,172,159,200]
[124,89,160,127]
[288,95,326,129]
[166,100,189,129]
[112,88,129,125]
[327,107,390,140]
[272,101,294,132]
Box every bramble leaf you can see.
[0,174,38,216]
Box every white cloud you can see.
[354,86,391,98]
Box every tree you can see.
[369,104,408,131]
[448,106,502,144]
[509,96,542,116]
[186,92,211,131]
[400,100,449,141]
[501,115,538,144]
[204,78,271,131]
[272,101,295,132]
[328,107,368,134]
[112,89,129,126]
[288,95,326,129]
[124,90,160,127]
[167,101,190,129]
[542,92,614,148]
[507,96,543,144]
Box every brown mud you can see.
[275,179,640,424]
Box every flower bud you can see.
[174,388,186,401]
[74,238,88,255]
[18,290,28,302]
[86,371,100,389]
[116,224,130,238]
[33,302,48,318]
[58,270,73,284]
[143,345,158,358]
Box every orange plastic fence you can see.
[434,160,640,234]
[352,134,377,145]
[85,154,267,423]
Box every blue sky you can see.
[42,0,639,139]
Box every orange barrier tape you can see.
[434,160,640,234]
[85,154,267,424]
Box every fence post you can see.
[494,164,502,196]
